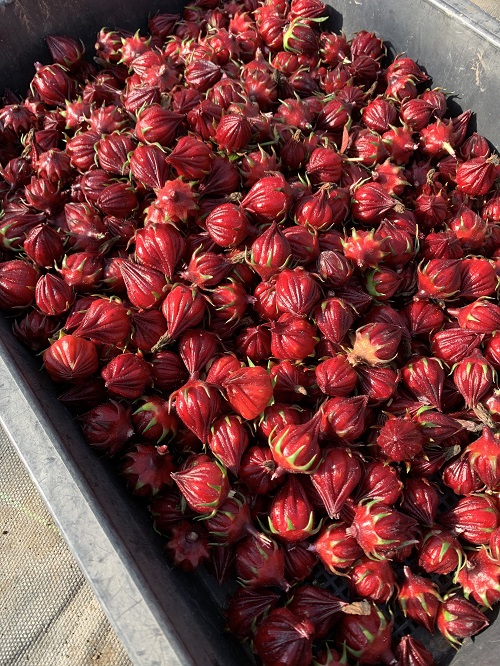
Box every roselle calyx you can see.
[122,444,175,498]
[268,476,316,542]
[253,608,314,666]
[134,224,185,281]
[418,528,464,576]
[236,533,288,589]
[322,395,370,441]
[456,547,500,608]
[402,356,445,410]
[207,415,249,475]
[205,493,254,544]
[466,426,500,489]
[354,461,403,505]
[79,400,133,457]
[439,494,500,545]
[377,417,424,462]
[132,396,177,443]
[347,500,419,560]
[43,334,98,383]
[270,410,321,475]
[101,352,152,399]
[448,298,500,334]
[165,520,210,572]
[173,379,221,444]
[242,173,293,224]
[348,557,396,604]
[395,636,434,666]
[0,260,39,310]
[349,323,402,366]
[336,604,397,666]
[171,453,229,515]
[311,447,361,519]
[287,585,370,642]
[159,284,206,343]
[398,566,441,633]
[312,522,363,573]
[226,587,281,641]
[72,298,131,348]
[436,594,489,646]
[222,365,273,420]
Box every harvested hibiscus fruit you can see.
[1,0,500,664]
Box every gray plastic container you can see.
[0,1,499,664]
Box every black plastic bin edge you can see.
[0,0,500,665]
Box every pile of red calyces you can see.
[1,0,500,663]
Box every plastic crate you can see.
[0,2,499,665]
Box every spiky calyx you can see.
[347,500,419,560]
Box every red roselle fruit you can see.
[122,444,175,498]
[221,365,273,420]
[226,587,281,641]
[453,352,494,408]
[442,457,481,496]
[101,352,152,399]
[335,604,397,666]
[466,426,500,489]
[377,417,424,462]
[316,355,358,397]
[253,608,314,666]
[270,411,322,475]
[439,494,500,545]
[43,334,98,383]
[449,299,500,334]
[206,203,250,248]
[0,260,39,309]
[401,357,445,410]
[236,534,288,589]
[401,477,439,526]
[349,323,402,366]
[165,521,210,572]
[398,567,441,633]
[456,547,500,608]
[418,528,464,575]
[134,224,185,280]
[120,260,167,310]
[173,379,221,444]
[207,415,249,475]
[354,461,403,505]
[161,284,206,342]
[242,173,293,224]
[322,395,370,441]
[347,501,419,559]
[348,557,396,604]
[310,447,362,519]
[395,636,434,666]
[312,522,363,573]
[287,585,370,642]
[205,493,254,545]
[72,298,131,348]
[436,594,489,646]
[250,221,291,280]
[79,400,134,457]
[132,396,177,443]
[268,476,316,542]
[170,454,229,515]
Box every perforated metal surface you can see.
[0,427,132,666]
[470,0,500,19]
